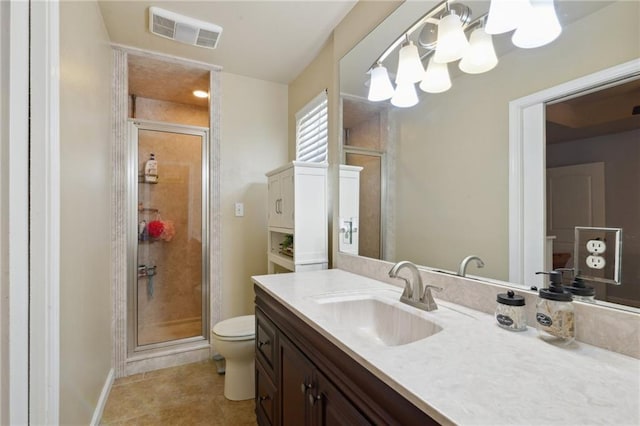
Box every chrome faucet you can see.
[388,261,442,312]
[458,255,485,277]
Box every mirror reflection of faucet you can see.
[389,260,442,312]
[458,255,485,277]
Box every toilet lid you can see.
[213,315,255,338]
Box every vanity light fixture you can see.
[368,63,395,101]
[485,0,529,35]
[193,90,209,98]
[395,39,425,85]
[420,57,452,93]
[433,7,470,64]
[391,81,419,108]
[511,0,562,48]
[365,0,562,108]
[459,21,498,74]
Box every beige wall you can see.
[392,1,640,280]
[59,1,113,424]
[220,72,288,317]
[288,0,402,266]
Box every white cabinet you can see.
[267,167,294,229]
[266,162,328,273]
[338,165,362,255]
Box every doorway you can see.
[112,48,221,377]
[510,59,640,309]
[129,121,209,352]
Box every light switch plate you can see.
[234,202,244,217]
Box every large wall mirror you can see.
[339,0,640,310]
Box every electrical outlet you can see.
[586,255,606,270]
[586,239,606,254]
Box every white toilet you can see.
[211,315,256,401]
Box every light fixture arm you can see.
[370,1,452,69]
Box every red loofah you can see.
[147,220,164,238]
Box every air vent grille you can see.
[149,7,222,49]
[197,30,219,49]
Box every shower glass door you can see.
[129,120,209,351]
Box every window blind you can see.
[296,90,328,163]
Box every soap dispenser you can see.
[144,153,158,183]
[565,276,596,303]
[535,271,575,344]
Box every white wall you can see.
[220,72,288,316]
[392,1,640,280]
[59,1,113,424]
[0,2,8,422]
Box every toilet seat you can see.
[212,315,255,341]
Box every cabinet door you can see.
[268,173,282,228]
[311,370,371,426]
[256,360,278,426]
[279,168,295,229]
[256,309,277,377]
[279,335,313,426]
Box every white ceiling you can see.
[98,0,357,84]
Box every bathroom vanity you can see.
[253,269,639,425]
[254,284,435,425]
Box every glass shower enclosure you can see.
[128,120,209,353]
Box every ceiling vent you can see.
[149,7,222,49]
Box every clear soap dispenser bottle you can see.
[565,276,596,303]
[144,153,158,183]
[535,271,575,344]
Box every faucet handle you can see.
[424,285,443,292]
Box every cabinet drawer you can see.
[256,308,276,375]
[256,360,278,426]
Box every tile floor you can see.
[101,359,257,425]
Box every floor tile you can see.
[101,359,256,425]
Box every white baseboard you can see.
[90,368,114,426]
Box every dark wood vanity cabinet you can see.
[254,285,439,426]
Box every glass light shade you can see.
[367,64,395,102]
[459,28,498,74]
[419,57,451,93]
[434,13,470,64]
[395,41,425,84]
[512,0,562,48]
[391,82,418,108]
[485,0,530,34]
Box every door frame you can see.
[127,119,210,354]
[508,58,640,287]
[1,0,61,424]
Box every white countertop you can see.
[252,269,640,425]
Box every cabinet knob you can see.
[308,392,323,405]
[300,381,312,394]
[259,395,271,402]
[258,339,270,348]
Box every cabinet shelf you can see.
[268,252,294,271]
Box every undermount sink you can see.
[315,295,443,346]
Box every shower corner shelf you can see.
[138,174,159,184]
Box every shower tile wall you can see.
[134,98,208,345]
[133,97,208,127]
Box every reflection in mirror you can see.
[339,0,640,310]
